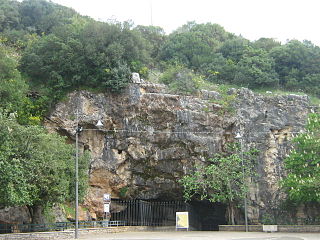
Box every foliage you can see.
[179,146,258,224]
[0,113,90,222]
[0,43,44,124]
[159,65,204,95]
[252,38,281,52]
[19,0,77,34]
[158,22,231,70]
[219,37,250,63]
[281,113,320,203]
[209,93,237,116]
[0,0,21,31]
[234,47,279,88]
[0,43,28,113]
[19,19,151,105]
[134,25,166,62]
[270,40,320,96]
[119,187,128,198]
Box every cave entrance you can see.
[110,199,226,231]
[188,200,227,231]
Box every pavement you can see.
[78,231,320,240]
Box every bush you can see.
[159,65,204,95]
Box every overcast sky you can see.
[51,0,320,46]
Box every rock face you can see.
[44,83,311,222]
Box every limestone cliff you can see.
[44,83,311,223]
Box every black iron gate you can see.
[111,200,187,226]
[110,199,225,230]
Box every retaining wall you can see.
[219,225,320,232]
[0,226,176,240]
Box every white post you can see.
[75,110,79,239]
[235,133,248,232]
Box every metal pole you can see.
[75,110,79,239]
[240,138,248,232]
[150,0,153,26]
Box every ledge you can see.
[219,225,320,232]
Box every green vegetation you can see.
[281,113,320,203]
[0,112,90,223]
[159,65,204,95]
[179,146,258,224]
[62,203,75,220]
[0,0,319,110]
[119,187,128,198]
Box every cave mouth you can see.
[188,200,227,231]
[110,199,226,231]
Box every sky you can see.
[51,0,320,46]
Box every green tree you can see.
[252,38,281,52]
[219,37,250,63]
[179,148,257,224]
[0,44,47,125]
[159,22,231,70]
[281,113,320,203]
[0,0,21,31]
[270,40,320,91]
[19,0,77,34]
[0,44,28,112]
[134,25,166,63]
[159,65,204,95]
[0,113,89,224]
[19,19,150,105]
[234,47,279,88]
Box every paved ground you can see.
[79,231,320,240]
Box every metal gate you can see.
[111,200,187,226]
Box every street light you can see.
[75,111,103,239]
[235,132,249,232]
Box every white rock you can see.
[132,72,141,84]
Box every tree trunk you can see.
[27,205,44,225]
[227,202,236,225]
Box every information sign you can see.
[103,193,111,203]
[104,203,110,213]
[176,212,189,230]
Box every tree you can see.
[19,19,150,106]
[281,113,320,203]
[270,40,320,91]
[234,47,279,88]
[159,65,204,95]
[0,0,21,31]
[219,37,250,63]
[134,25,166,63]
[0,114,89,224]
[19,0,77,34]
[158,22,231,70]
[179,147,257,224]
[252,38,281,52]
[0,44,28,113]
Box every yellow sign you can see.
[176,212,189,229]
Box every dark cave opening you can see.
[188,200,227,230]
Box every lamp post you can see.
[235,132,249,232]
[75,110,80,239]
[75,110,103,239]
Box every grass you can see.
[62,203,75,220]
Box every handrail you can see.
[0,220,126,234]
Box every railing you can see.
[0,220,126,234]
